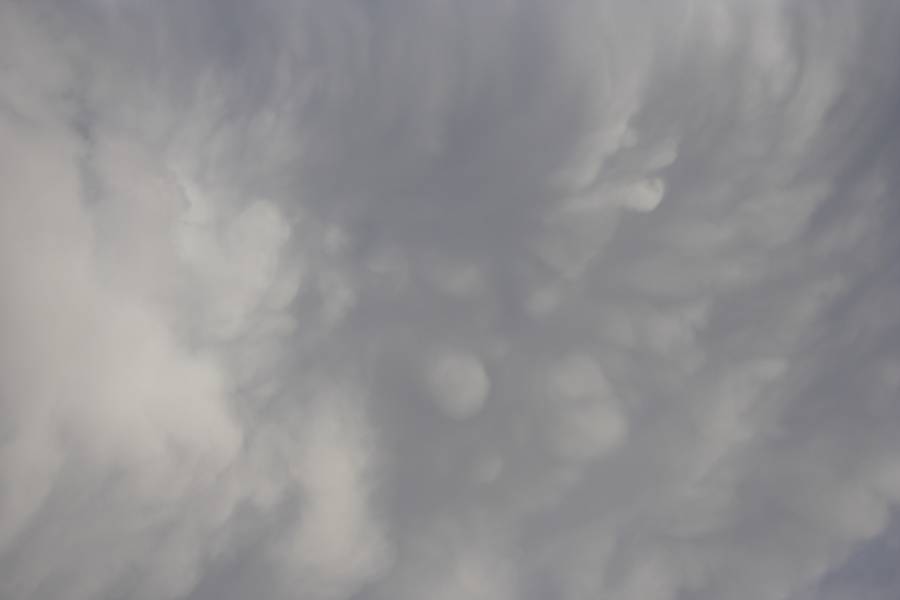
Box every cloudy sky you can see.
[2,1,900,599]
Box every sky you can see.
[1,1,900,599]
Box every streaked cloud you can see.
[2,1,900,600]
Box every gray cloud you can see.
[2,1,900,599]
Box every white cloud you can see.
[270,391,392,600]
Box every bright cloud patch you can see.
[426,350,491,420]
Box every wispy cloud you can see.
[2,1,900,599]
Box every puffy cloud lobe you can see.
[2,1,900,600]
[269,393,391,600]
[544,355,628,461]
[425,350,490,420]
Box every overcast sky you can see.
[2,1,900,599]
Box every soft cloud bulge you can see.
[1,1,900,599]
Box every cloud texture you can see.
[2,1,900,599]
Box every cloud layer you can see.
[2,1,900,599]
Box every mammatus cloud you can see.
[2,1,900,599]
[425,349,490,420]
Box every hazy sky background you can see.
[2,1,900,599]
